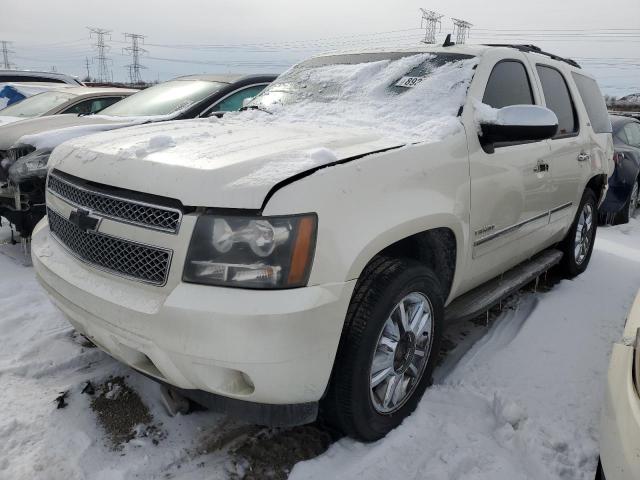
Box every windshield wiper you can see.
[239,105,272,115]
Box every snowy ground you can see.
[1,218,639,480]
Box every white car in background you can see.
[598,290,640,480]
[0,86,137,126]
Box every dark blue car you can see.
[600,115,640,224]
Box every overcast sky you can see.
[1,0,638,96]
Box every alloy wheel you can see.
[369,292,434,414]
[574,203,594,265]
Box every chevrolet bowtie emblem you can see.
[69,208,101,232]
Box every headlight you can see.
[8,149,51,183]
[183,213,317,289]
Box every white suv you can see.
[32,44,613,440]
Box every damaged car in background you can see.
[0,74,276,239]
[32,44,612,440]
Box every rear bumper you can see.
[599,343,640,480]
[32,218,356,407]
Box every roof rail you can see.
[483,44,581,69]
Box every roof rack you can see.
[483,44,581,69]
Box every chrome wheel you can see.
[629,182,639,219]
[369,292,434,414]
[574,203,594,265]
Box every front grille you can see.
[48,208,172,286]
[47,172,182,233]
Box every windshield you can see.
[0,90,76,117]
[247,52,477,139]
[98,79,225,117]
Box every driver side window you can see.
[483,61,534,109]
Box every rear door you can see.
[532,63,585,233]
[570,73,614,200]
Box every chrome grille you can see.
[47,208,172,286]
[47,172,182,233]
[8,146,36,162]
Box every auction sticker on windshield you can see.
[395,76,425,88]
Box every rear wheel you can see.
[615,180,638,224]
[559,189,598,278]
[322,257,444,441]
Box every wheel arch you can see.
[586,173,608,205]
[346,219,463,302]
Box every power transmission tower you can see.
[420,9,444,44]
[1,40,14,69]
[451,18,473,44]
[84,57,92,81]
[88,27,113,82]
[123,33,147,85]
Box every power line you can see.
[1,40,14,69]
[88,27,112,82]
[123,33,147,84]
[420,9,444,44]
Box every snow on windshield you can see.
[249,53,478,143]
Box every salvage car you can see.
[0,86,137,126]
[600,115,640,224]
[32,44,613,440]
[598,290,640,480]
[0,74,276,237]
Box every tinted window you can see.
[571,73,612,134]
[210,85,267,113]
[536,65,577,137]
[62,97,123,115]
[483,61,534,108]
[623,123,640,147]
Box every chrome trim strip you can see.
[47,171,182,234]
[550,202,573,214]
[473,201,573,247]
[47,207,173,287]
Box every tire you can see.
[559,189,598,278]
[615,180,638,224]
[322,256,444,441]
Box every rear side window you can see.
[536,65,578,137]
[483,60,534,109]
[62,97,123,115]
[571,73,612,133]
[623,122,640,147]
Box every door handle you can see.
[534,161,549,173]
[577,152,591,162]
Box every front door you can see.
[465,56,554,289]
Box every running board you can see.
[445,249,563,323]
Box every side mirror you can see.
[480,105,558,146]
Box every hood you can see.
[0,114,117,150]
[0,116,23,127]
[50,118,406,209]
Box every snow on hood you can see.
[49,117,405,208]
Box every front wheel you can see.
[559,189,598,278]
[322,257,444,441]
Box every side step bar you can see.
[444,249,563,323]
